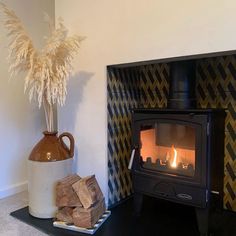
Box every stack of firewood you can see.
[55,174,105,228]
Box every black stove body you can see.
[130,61,226,236]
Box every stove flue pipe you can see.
[167,60,196,109]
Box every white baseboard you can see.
[0,181,28,199]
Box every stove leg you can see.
[133,192,143,216]
[195,207,210,236]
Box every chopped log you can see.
[56,207,74,224]
[72,198,106,228]
[72,175,104,209]
[56,174,82,207]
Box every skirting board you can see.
[0,181,28,199]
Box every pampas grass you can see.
[0,2,84,132]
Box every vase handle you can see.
[59,132,75,158]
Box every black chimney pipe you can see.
[167,60,196,109]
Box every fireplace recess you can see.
[129,60,226,236]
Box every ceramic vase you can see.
[28,131,74,218]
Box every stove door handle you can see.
[128,148,136,170]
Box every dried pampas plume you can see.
[0,2,85,131]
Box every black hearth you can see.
[129,60,226,236]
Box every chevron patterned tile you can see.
[215,56,236,91]
[107,67,139,205]
[139,63,169,108]
[197,56,236,211]
[108,55,236,211]
[196,60,217,108]
[225,103,236,135]
[225,132,236,172]
[224,172,236,211]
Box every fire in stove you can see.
[140,127,195,177]
[170,146,177,168]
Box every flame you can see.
[171,145,178,168]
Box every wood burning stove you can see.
[129,60,226,236]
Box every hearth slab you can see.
[10,197,236,236]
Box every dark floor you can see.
[11,196,236,236]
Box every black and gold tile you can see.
[224,172,236,211]
[107,55,236,211]
[197,56,236,211]
[107,67,139,205]
[139,63,169,108]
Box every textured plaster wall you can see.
[0,0,55,198]
[55,0,236,202]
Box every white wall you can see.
[0,0,55,198]
[55,0,236,202]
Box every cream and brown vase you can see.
[28,131,74,218]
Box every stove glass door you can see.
[140,122,196,177]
